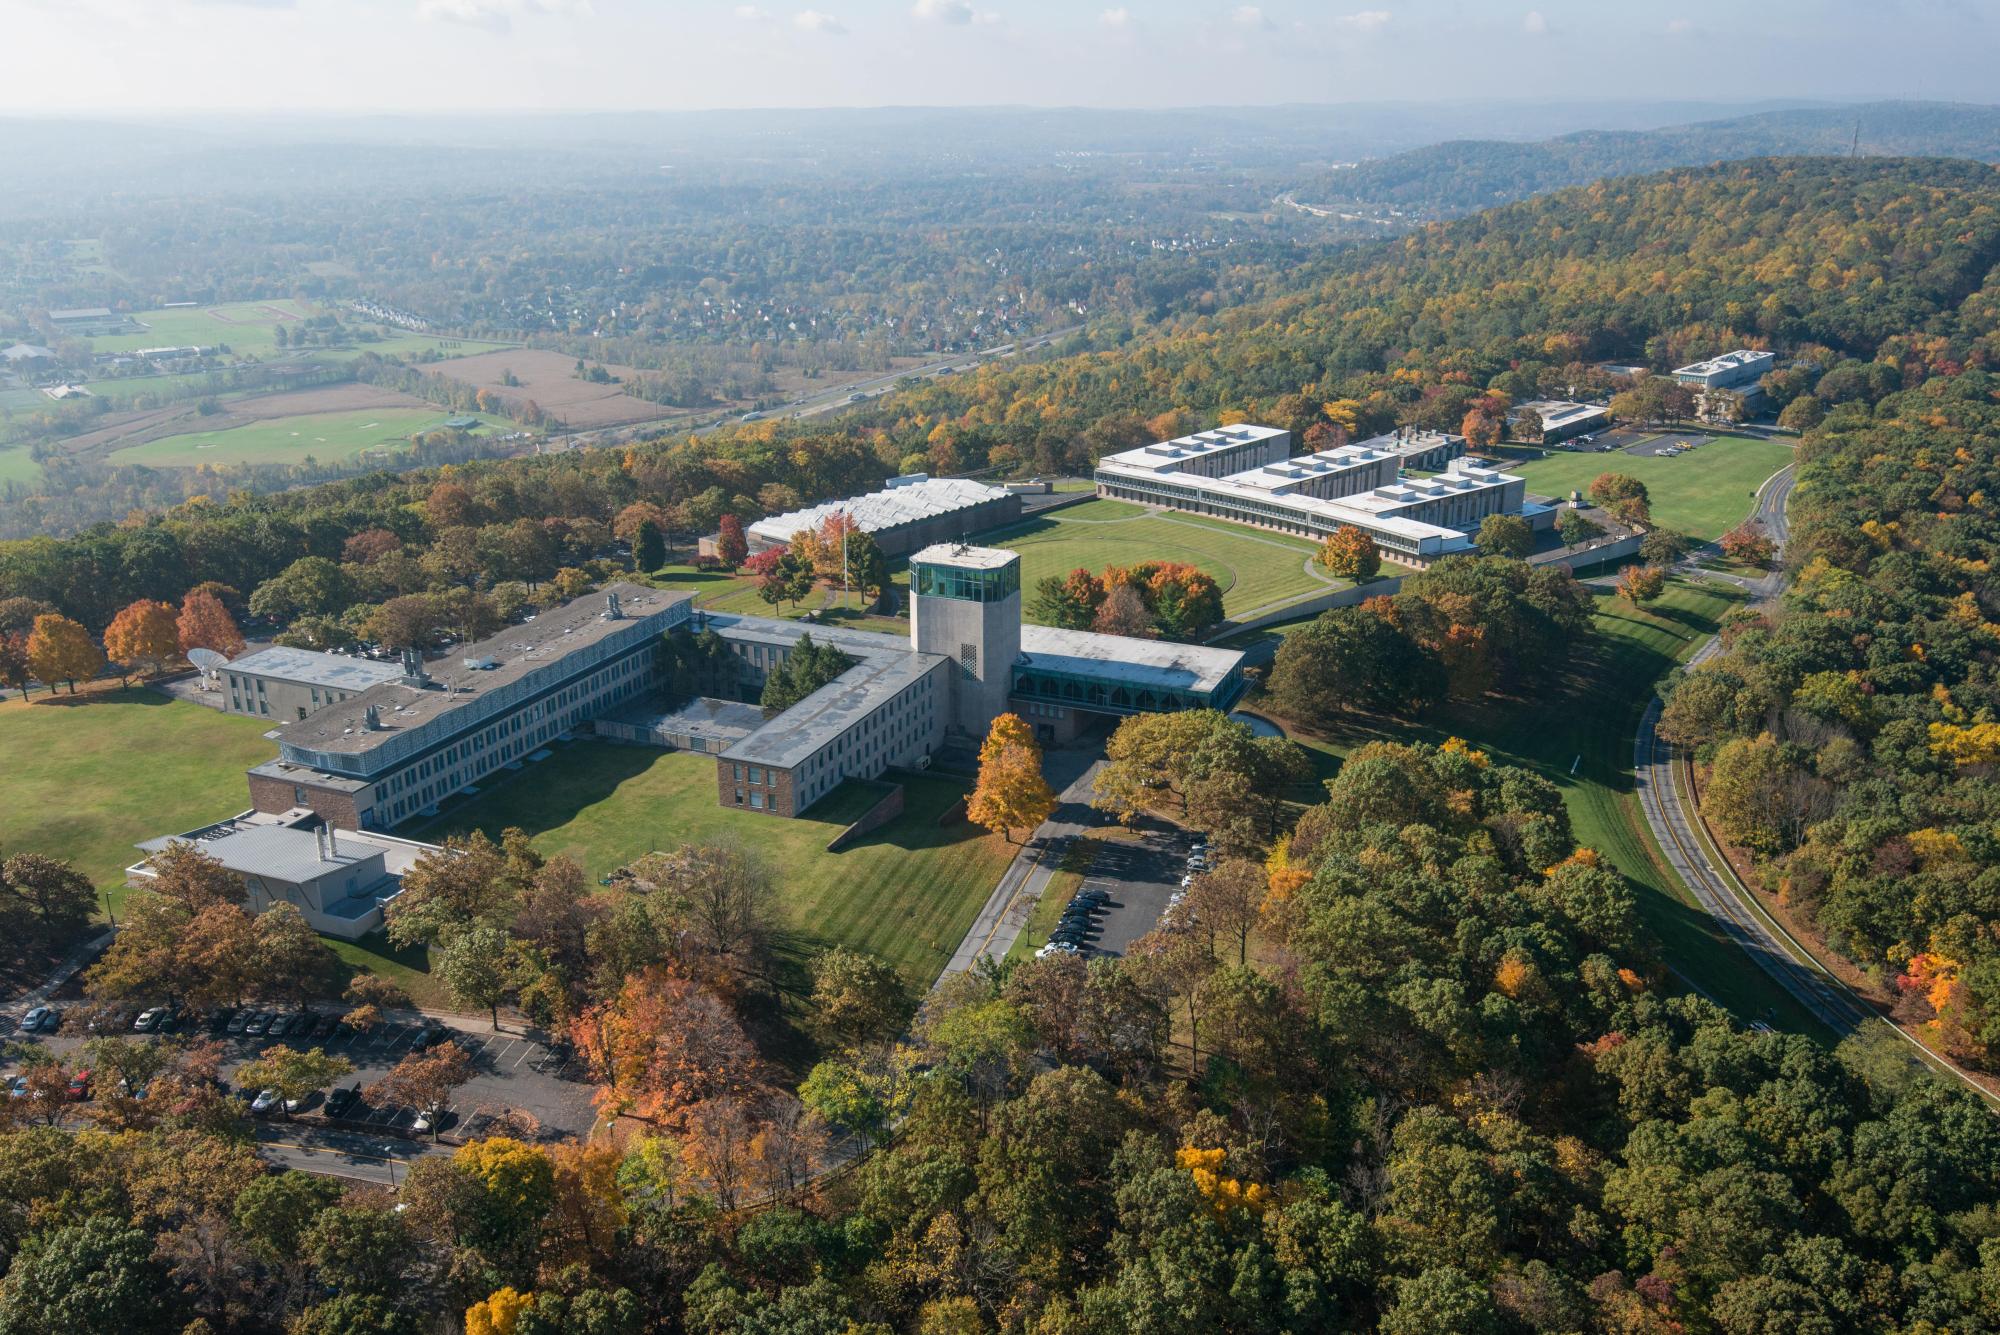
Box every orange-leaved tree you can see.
[103,599,182,684]
[26,612,104,694]
[1616,564,1668,605]
[1315,525,1381,580]
[968,712,1056,843]
[570,967,761,1128]
[177,588,245,659]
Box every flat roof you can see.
[1096,423,1289,473]
[227,647,405,692]
[137,822,382,884]
[747,477,1011,544]
[1674,349,1774,376]
[908,543,1019,570]
[1513,400,1608,428]
[48,307,114,320]
[722,651,948,770]
[277,582,689,758]
[1018,625,1241,696]
[698,611,914,662]
[599,696,766,744]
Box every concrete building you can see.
[243,582,691,830]
[1510,400,1609,444]
[219,647,404,723]
[1671,349,1775,391]
[130,810,436,940]
[694,544,1247,817]
[46,307,138,336]
[1095,423,1542,566]
[746,475,1023,559]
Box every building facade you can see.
[1511,400,1610,444]
[219,647,404,723]
[745,475,1024,559]
[244,583,691,830]
[1671,349,1775,390]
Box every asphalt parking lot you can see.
[0,1010,596,1143]
[1065,826,1185,958]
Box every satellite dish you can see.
[188,647,227,670]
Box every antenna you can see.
[1851,117,1861,157]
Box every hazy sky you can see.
[2,0,1994,114]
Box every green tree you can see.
[807,946,909,1048]
[0,1215,180,1335]
[633,520,666,573]
[437,923,512,1026]
[1475,512,1533,558]
[1269,605,1445,724]
[235,1045,354,1118]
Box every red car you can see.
[66,1069,91,1101]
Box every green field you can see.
[415,744,1016,985]
[108,407,513,469]
[1270,576,1828,1036]
[80,301,514,366]
[1503,435,1794,541]
[0,445,42,486]
[983,501,1342,620]
[0,690,275,903]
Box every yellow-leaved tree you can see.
[968,712,1056,843]
[465,1286,532,1335]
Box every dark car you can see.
[410,1024,447,1052]
[310,1014,337,1039]
[209,1007,237,1035]
[269,1014,298,1038]
[225,1010,252,1036]
[325,1084,362,1119]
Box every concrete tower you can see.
[909,543,1021,738]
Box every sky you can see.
[1,0,1994,114]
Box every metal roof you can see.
[136,824,383,885]
[1018,625,1242,696]
[226,647,405,692]
[747,477,1012,544]
[721,651,949,769]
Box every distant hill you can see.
[1293,101,2000,217]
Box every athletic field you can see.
[1503,435,1793,541]
[107,407,512,469]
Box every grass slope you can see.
[108,408,513,469]
[1503,435,1794,541]
[414,744,1015,985]
[0,689,274,900]
[1276,577,1828,1036]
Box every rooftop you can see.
[1096,423,1289,473]
[1,343,54,361]
[1352,428,1467,458]
[276,582,689,759]
[747,477,1012,543]
[1674,349,1774,377]
[908,542,1020,570]
[47,307,114,320]
[1018,625,1242,696]
[599,695,767,746]
[722,650,949,770]
[226,646,405,692]
[1512,400,1608,428]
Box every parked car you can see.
[250,1088,282,1116]
[1036,941,1081,959]
[325,1084,363,1119]
[243,1012,271,1036]
[310,1014,337,1039]
[209,1007,237,1035]
[411,1106,439,1135]
[6,1075,28,1099]
[66,1069,91,1101]
[20,1006,52,1032]
[411,1024,447,1052]
[133,1007,167,1033]
[225,1010,252,1036]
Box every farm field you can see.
[107,405,513,469]
[416,744,1015,985]
[1503,434,1793,541]
[426,348,677,430]
[0,444,42,486]
[0,689,274,905]
[1268,576,1826,1036]
[982,500,1342,620]
[82,300,320,358]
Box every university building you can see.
[1094,423,1547,566]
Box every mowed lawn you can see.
[1270,576,1827,1037]
[85,301,322,358]
[414,744,1016,985]
[982,500,1338,619]
[1504,435,1794,541]
[108,408,514,469]
[0,689,275,900]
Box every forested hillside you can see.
[1291,101,2000,217]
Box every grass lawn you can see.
[1504,435,1793,541]
[107,407,514,469]
[412,744,1016,986]
[981,505,1338,620]
[1267,576,1829,1037]
[0,688,274,905]
[0,444,42,486]
[82,301,515,365]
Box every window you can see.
[749,791,765,810]
[294,786,308,804]
[749,766,765,785]
[297,707,308,721]
[735,788,745,805]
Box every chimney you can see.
[315,826,329,860]
[604,591,623,621]
[364,704,382,731]
[401,648,429,685]
[326,825,337,857]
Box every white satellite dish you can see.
[187,647,228,670]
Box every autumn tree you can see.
[808,946,909,1048]
[1092,583,1154,638]
[1720,521,1776,566]
[103,600,181,683]
[1183,859,1267,966]
[1031,568,1107,630]
[235,1045,354,1119]
[1475,513,1533,559]
[1588,472,1652,526]
[176,589,245,659]
[0,632,30,701]
[1316,525,1382,579]
[369,1045,473,1137]
[715,513,749,569]
[0,852,97,950]
[968,712,1057,842]
[1616,564,1668,604]
[570,967,760,1126]
[26,612,103,693]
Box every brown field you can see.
[57,383,437,460]
[426,349,676,430]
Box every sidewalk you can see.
[9,929,114,1009]
[937,749,1104,982]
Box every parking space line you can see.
[510,1045,535,1070]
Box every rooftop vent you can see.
[400,648,430,687]
[363,705,382,731]
[604,591,623,621]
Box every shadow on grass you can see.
[415,743,661,842]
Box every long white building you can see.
[1093,424,1547,566]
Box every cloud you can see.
[416,0,590,29]
[1522,9,1547,33]
[733,3,770,17]
[1100,7,1131,26]
[1333,8,1389,31]
[793,7,847,32]
[913,0,969,20]
[1231,5,1272,28]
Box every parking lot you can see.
[0,1007,597,1143]
[1042,825,1186,960]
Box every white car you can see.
[411,1106,440,1134]
[1180,874,1195,889]
[250,1088,282,1116]
[1036,941,1080,959]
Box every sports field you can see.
[1504,435,1793,541]
[81,301,514,366]
[416,745,1015,985]
[0,689,275,901]
[106,406,512,469]
[983,499,1342,621]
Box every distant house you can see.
[41,383,92,400]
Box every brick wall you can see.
[713,758,798,816]
[246,771,364,830]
